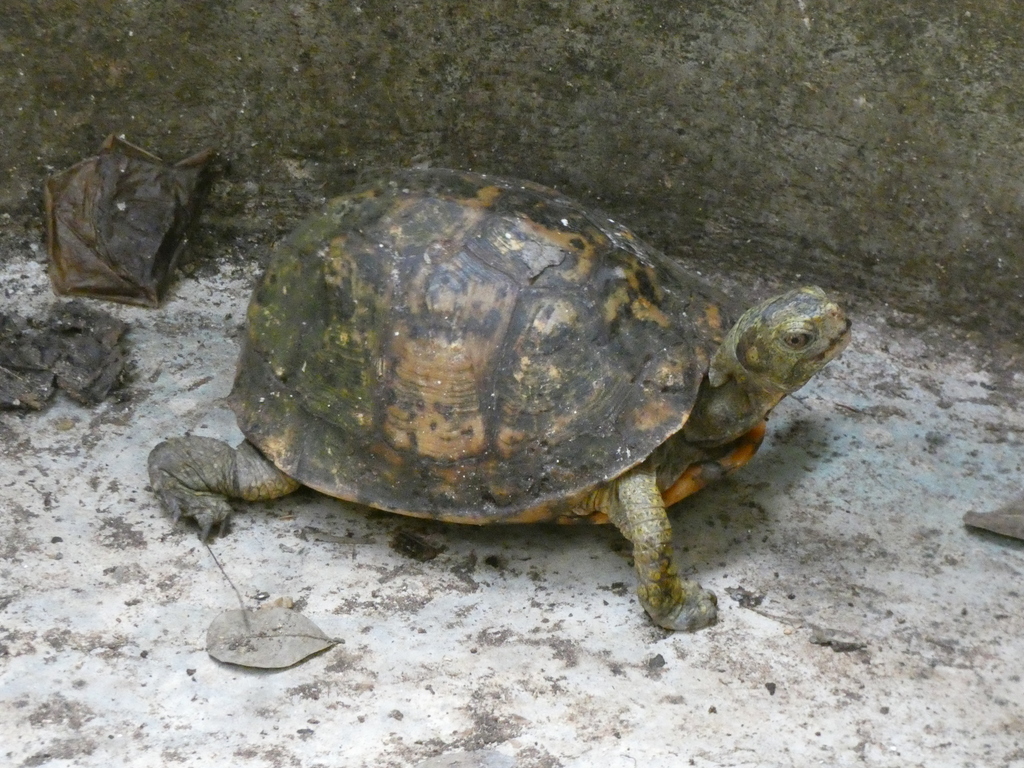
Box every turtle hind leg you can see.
[604,465,718,631]
[148,437,300,540]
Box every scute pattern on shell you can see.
[229,169,732,523]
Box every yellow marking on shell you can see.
[704,304,722,331]
[495,425,527,457]
[384,334,486,461]
[632,397,678,433]
[532,298,578,334]
[601,261,669,327]
[471,185,503,208]
[480,471,519,506]
[501,299,579,427]
[372,440,408,470]
[434,465,468,487]
[388,424,413,451]
[603,284,631,324]
[630,296,671,328]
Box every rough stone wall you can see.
[1,1,1021,340]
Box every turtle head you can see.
[709,286,851,394]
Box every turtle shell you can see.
[229,169,734,523]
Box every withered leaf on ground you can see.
[45,134,215,307]
[0,301,128,409]
[964,502,1024,542]
[206,607,337,669]
[0,313,55,409]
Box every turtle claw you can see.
[148,438,236,539]
[172,493,232,540]
[196,510,228,542]
[152,483,232,539]
[641,579,718,632]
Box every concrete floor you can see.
[1,250,1023,768]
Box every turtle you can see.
[148,168,850,631]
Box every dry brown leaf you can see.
[206,607,336,669]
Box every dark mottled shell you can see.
[229,169,732,523]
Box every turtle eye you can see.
[783,331,814,350]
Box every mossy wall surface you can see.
[2,1,1021,340]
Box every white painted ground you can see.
[2,252,1022,768]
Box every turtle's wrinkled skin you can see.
[149,169,851,631]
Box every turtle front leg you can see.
[148,437,300,539]
[604,466,718,631]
